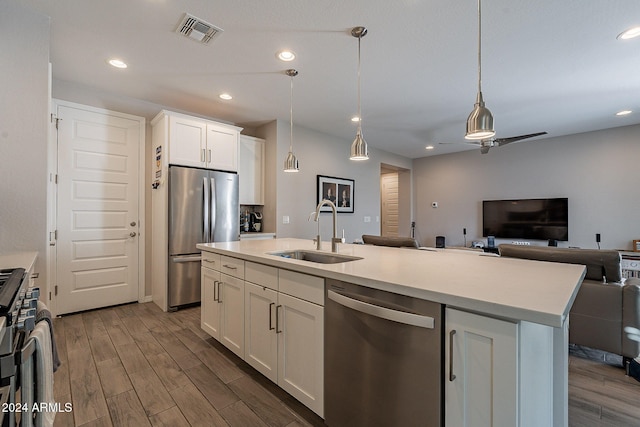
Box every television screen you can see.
[482,198,568,241]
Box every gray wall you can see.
[412,125,640,250]
[0,3,50,284]
[257,120,413,244]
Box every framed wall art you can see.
[316,175,354,213]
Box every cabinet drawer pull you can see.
[275,305,283,334]
[269,302,275,330]
[449,329,457,382]
[222,264,237,270]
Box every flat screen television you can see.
[482,198,568,241]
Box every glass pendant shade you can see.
[284,151,299,172]
[350,130,368,161]
[465,92,495,140]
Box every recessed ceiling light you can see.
[107,59,127,69]
[219,93,233,100]
[351,116,360,122]
[617,26,640,40]
[425,145,434,150]
[616,110,632,116]
[277,50,296,61]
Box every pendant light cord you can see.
[477,0,483,94]
[357,33,363,134]
[289,73,294,152]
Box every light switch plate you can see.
[282,215,290,224]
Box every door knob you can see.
[129,232,137,237]
[130,221,137,227]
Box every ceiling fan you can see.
[440,132,548,154]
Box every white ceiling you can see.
[22,0,640,159]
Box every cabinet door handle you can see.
[449,329,457,382]
[269,302,275,330]
[217,281,223,304]
[207,149,212,163]
[201,148,206,162]
[213,280,218,302]
[275,305,283,333]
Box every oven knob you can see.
[22,299,37,310]
[17,315,35,331]
[26,287,40,299]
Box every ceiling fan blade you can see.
[438,141,481,146]
[495,132,548,146]
[480,146,491,154]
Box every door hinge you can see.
[49,173,58,184]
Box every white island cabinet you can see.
[244,263,324,417]
[198,238,583,427]
[446,307,562,427]
[201,252,245,358]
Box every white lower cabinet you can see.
[445,307,562,427]
[201,254,245,359]
[276,291,324,416]
[445,308,518,427]
[243,263,324,417]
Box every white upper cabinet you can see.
[238,135,265,205]
[207,123,239,172]
[153,110,242,171]
[168,115,206,168]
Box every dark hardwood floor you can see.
[50,302,640,426]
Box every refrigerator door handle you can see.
[203,177,210,243]
[210,177,217,242]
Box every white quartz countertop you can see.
[197,238,586,328]
[0,251,38,271]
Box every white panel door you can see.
[56,104,141,314]
[169,115,206,168]
[219,273,245,358]
[244,282,278,382]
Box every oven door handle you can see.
[327,290,434,329]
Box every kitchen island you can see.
[197,238,585,426]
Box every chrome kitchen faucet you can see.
[312,199,344,252]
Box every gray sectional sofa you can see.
[499,244,640,366]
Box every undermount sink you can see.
[269,250,362,264]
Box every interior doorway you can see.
[380,164,411,237]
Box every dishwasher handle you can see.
[327,290,435,329]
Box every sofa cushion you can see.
[498,244,622,283]
[362,235,419,249]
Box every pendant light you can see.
[283,69,300,172]
[350,26,369,161]
[465,0,495,140]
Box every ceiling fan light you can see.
[283,151,299,172]
[350,131,369,161]
[465,93,495,140]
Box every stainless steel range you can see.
[0,267,38,427]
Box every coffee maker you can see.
[250,212,263,232]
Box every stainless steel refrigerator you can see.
[168,165,239,309]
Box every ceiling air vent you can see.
[176,13,223,44]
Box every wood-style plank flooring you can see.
[50,302,640,426]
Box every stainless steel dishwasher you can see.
[325,279,443,427]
